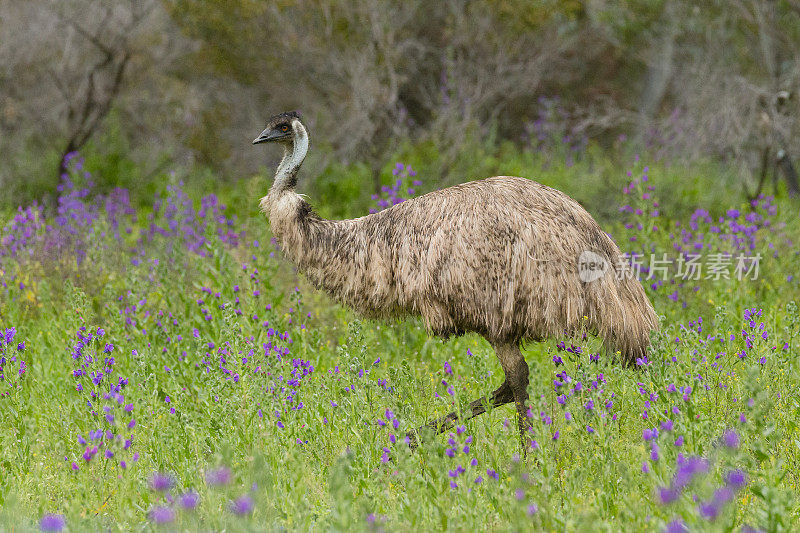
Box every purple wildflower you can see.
[657,486,679,505]
[179,491,200,510]
[643,428,659,441]
[149,472,175,492]
[722,429,740,449]
[206,466,231,486]
[149,506,175,524]
[229,495,254,515]
[39,514,66,532]
[725,469,747,489]
[663,518,688,533]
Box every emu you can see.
[253,111,658,445]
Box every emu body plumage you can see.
[255,112,658,444]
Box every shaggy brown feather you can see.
[263,176,658,363]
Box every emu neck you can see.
[261,121,323,269]
[271,126,308,193]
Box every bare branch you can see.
[60,15,114,59]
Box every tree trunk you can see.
[636,3,679,142]
[776,149,800,197]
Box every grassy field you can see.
[1,152,799,532]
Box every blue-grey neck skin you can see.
[272,120,309,192]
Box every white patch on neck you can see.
[289,120,309,169]
[274,120,309,188]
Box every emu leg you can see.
[494,343,532,451]
[406,381,514,448]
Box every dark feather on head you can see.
[266,111,300,128]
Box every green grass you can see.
[1,149,799,532]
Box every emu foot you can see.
[405,382,515,450]
[406,411,459,450]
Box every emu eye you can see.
[280,124,289,133]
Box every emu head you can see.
[253,111,302,145]
[253,111,309,192]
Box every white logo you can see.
[578,250,608,283]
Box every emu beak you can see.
[252,128,280,145]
